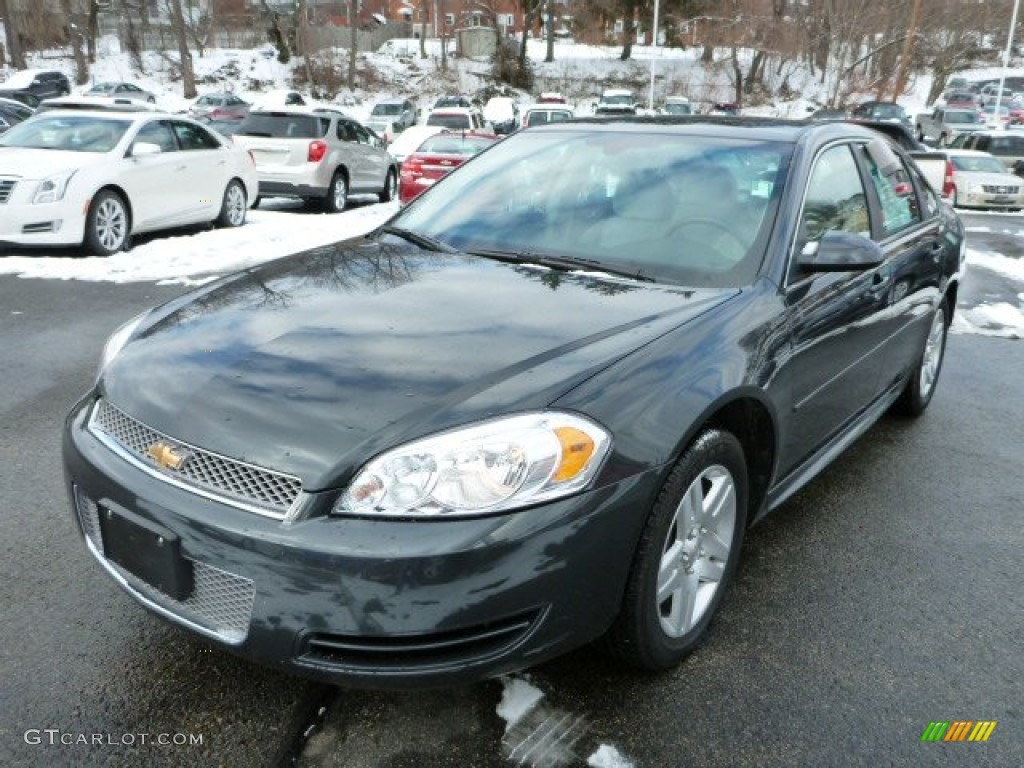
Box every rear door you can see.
[169,120,229,220]
[119,119,190,228]
[860,149,948,389]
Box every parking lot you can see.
[0,205,1020,767]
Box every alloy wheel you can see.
[656,464,737,638]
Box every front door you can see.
[778,143,893,476]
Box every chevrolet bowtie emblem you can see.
[147,441,189,471]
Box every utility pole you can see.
[348,0,357,88]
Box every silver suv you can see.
[232,108,398,210]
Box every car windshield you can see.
[663,103,694,115]
[236,113,329,138]
[88,83,117,93]
[945,111,982,124]
[952,155,1009,173]
[0,115,130,152]
[527,109,572,124]
[415,134,492,155]
[372,103,403,116]
[867,104,906,118]
[392,129,791,288]
[602,94,633,105]
[426,113,471,129]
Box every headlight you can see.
[33,171,77,204]
[98,311,149,378]
[334,412,611,518]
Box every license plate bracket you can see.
[99,503,193,601]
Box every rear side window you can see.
[237,113,329,139]
[987,135,1024,155]
[861,149,922,236]
[172,121,221,150]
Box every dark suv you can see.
[0,69,71,104]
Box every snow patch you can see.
[965,246,1024,283]
[496,676,545,732]
[587,743,635,768]
[952,302,1024,338]
[0,202,396,285]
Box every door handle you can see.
[863,272,891,299]
[929,243,944,262]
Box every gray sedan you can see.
[85,82,156,104]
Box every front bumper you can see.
[0,182,85,247]
[63,395,657,689]
[958,188,1024,209]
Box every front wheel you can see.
[606,429,748,670]
[895,299,949,417]
[215,179,247,228]
[324,171,348,213]
[84,190,129,256]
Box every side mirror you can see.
[131,142,162,157]
[798,230,885,272]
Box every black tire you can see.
[895,299,949,417]
[83,190,129,256]
[953,187,960,207]
[215,179,247,228]
[606,429,748,670]
[324,171,348,213]
[379,168,397,203]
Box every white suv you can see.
[232,108,399,210]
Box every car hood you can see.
[0,147,106,179]
[100,239,735,489]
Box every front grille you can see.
[0,179,15,203]
[75,487,255,644]
[89,399,301,518]
[982,184,1020,194]
[300,610,541,670]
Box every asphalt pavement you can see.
[1,224,1021,768]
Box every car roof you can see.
[943,149,994,157]
[430,107,476,115]
[28,108,160,121]
[36,97,160,113]
[374,97,409,105]
[529,115,894,144]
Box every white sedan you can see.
[0,108,257,255]
[946,148,1024,210]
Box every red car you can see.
[399,133,497,203]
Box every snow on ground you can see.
[496,675,546,732]
[587,744,636,768]
[0,201,396,286]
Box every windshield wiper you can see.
[377,225,456,253]
[468,248,655,283]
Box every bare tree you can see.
[0,0,27,67]
[167,0,198,97]
[58,0,90,84]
